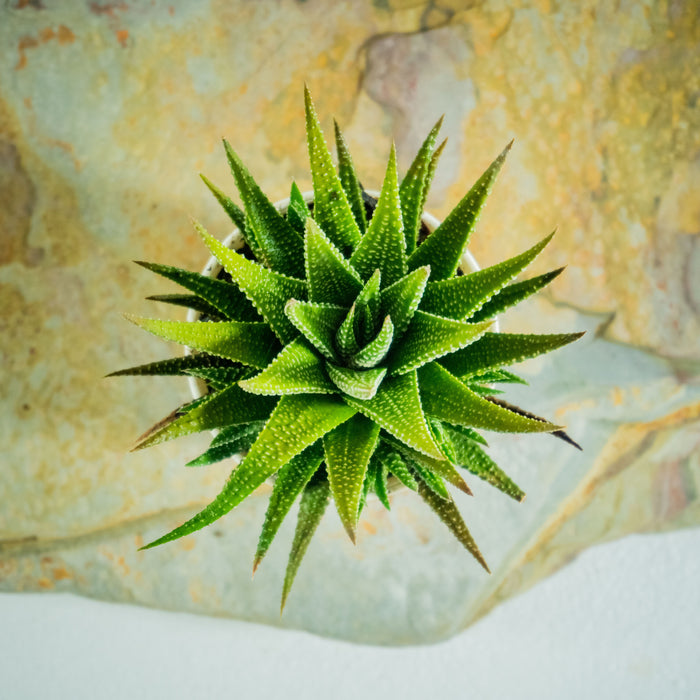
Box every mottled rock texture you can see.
[1,0,698,644]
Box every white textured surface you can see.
[2,528,698,700]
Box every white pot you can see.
[186,191,494,403]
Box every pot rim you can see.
[186,190,497,402]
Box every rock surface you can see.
[1,0,698,645]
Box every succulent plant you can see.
[112,87,582,610]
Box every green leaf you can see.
[185,364,247,391]
[417,480,489,572]
[106,353,235,378]
[304,218,363,305]
[420,232,555,320]
[353,268,382,345]
[223,140,305,278]
[304,86,361,252]
[372,454,391,509]
[388,312,492,375]
[334,120,366,234]
[418,362,561,433]
[195,222,307,343]
[357,459,374,518]
[470,267,565,322]
[133,383,277,450]
[342,370,443,460]
[146,294,226,320]
[254,442,325,572]
[281,471,331,612]
[186,422,266,467]
[350,144,407,286]
[284,300,347,361]
[350,315,394,368]
[419,137,447,215]
[407,142,512,280]
[442,422,489,447]
[287,181,309,234]
[199,174,247,239]
[376,444,418,491]
[445,426,525,501]
[323,414,380,542]
[439,331,585,379]
[124,315,280,368]
[379,265,430,338]
[399,116,442,254]
[135,261,260,322]
[140,394,355,550]
[239,338,336,395]
[467,384,505,397]
[335,304,360,357]
[407,456,449,499]
[325,362,386,401]
[472,369,528,385]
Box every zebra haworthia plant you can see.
[112,87,583,610]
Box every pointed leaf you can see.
[140,394,355,550]
[304,218,363,305]
[334,120,366,234]
[406,455,449,499]
[421,232,555,319]
[254,442,324,572]
[350,315,393,368]
[372,455,391,509]
[353,268,381,345]
[146,294,226,320]
[287,181,309,234]
[223,140,305,278]
[107,353,234,378]
[400,116,442,254]
[200,174,247,238]
[376,444,418,491]
[419,137,447,215]
[304,86,361,252]
[407,142,512,280]
[133,383,277,450]
[281,471,330,612]
[439,331,585,379]
[472,369,528,385]
[326,362,386,401]
[135,261,260,322]
[417,480,489,572]
[379,265,430,338]
[186,364,247,391]
[445,426,525,501]
[342,370,443,460]
[239,338,335,395]
[187,422,266,467]
[470,267,565,322]
[350,145,407,286]
[335,304,360,357]
[442,422,489,447]
[418,362,561,433]
[196,222,307,343]
[388,311,492,375]
[323,414,380,542]
[125,315,279,368]
[284,300,347,361]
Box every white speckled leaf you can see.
[350,144,407,286]
[287,181,309,234]
[342,370,443,460]
[419,362,560,433]
[239,338,335,396]
[407,142,512,280]
[124,315,279,368]
[196,222,306,343]
[350,315,394,368]
[305,86,361,252]
[419,137,447,215]
[335,304,360,357]
[323,414,380,542]
[334,120,366,234]
[379,265,430,338]
[284,300,347,361]
[421,232,555,319]
[141,394,356,551]
[325,362,386,400]
[387,312,492,375]
[199,174,247,241]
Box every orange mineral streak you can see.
[15,25,76,70]
[115,29,129,47]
